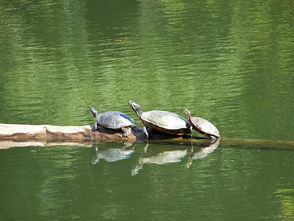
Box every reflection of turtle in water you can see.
[186,139,220,168]
[132,148,188,176]
[128,100,190,138]
[184,108,220,140]
[90,107,135,137]
[92,145,135,164]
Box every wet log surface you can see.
[0,123,293,150]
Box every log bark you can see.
[0,123,293,150]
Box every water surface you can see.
[0,0,293,220]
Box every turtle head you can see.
[128,100,143,116]
[89,107,99,118]
[183,107,192,117]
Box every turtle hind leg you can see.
[122,127,132,137]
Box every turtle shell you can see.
[97,111,135,129]
[141,110,190,135]
[189,116,220,138]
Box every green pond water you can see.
[0,0,293,220]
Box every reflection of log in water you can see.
[0,123,293,150]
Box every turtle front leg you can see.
[122,127,132,137]
[143,126,149,139]
[93,121,102,131]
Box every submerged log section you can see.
[0,123,293,150]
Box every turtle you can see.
[128,100,191,138]
[183,107,220,140]
[89,107,135,137]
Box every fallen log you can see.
[0,123,293,150]
[0,123,144,142]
